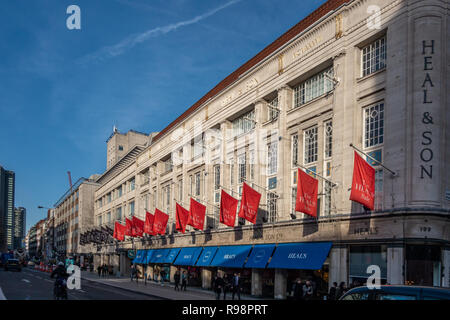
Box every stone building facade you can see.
[88,0,449,299]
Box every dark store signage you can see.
[419,40,435,179]
[351,227,379,236]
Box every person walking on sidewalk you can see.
[328,282,338,300]
[97,265,101,278]
[160,269,166,286]
[181,271,188,291]
[174,270,181,291]
[302,281,313,300]
[213,274,224,300]
[130,264,136,282]
[232,273,241,300]
[223,273,231,300]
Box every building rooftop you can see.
[151,0,350,144]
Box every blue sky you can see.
[0,0,327,232]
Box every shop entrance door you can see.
[406,245,441,286]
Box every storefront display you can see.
[349,245,387,286]
[406,245,441,286]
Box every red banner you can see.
[144,211,155,235]
[188,198,206,230]
[113,222,126,241]
[132,216,144,237]
[175,203,189,234]
[220,190,238,227]
[153,208,169,235]
[295,169,319,217]
[238,182,261,224]
[125,218,133,236]
[349,151,376,210]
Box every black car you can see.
[5,259,22,272]
[340,285,450,300]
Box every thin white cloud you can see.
[80,0,242,64]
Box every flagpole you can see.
[217,184,239,197]
[294,165,338,188]
[187,194,220,210]
[349,143,396,176]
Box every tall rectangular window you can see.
[238,154,246,183]
[324,120,333,158]
[129,201,135,216]
[292,134,299,166]
[268,96,279,121]
[214,165,221,204]
[267,141,278,175]
[291,187,297,215]
[179,179,183,202]
[293,67,334,108]
[130,178,135,191]
[362,36,386,77]
[304,126,318,164]
[364,102,384,148]
[116,207,122,221]
[195,172,201,197]
[267,193,277,223]
[230,160,234,185]
[249,151,255,180]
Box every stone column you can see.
[387,245,404,285]
[442,247,450,288]
[251,269,263,297]
[328,245,348,288]
[202,268,212,289]
[274,269,287,300]
[277,86,292,221]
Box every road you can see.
[0,267,159,300]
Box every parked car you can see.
[4,259,22,272]
[340,285,450,300]
[27,261,35,267]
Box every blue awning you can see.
[268,242,332,270]
[210,245,253,268]
[244,244,276,269]
[148,249,168,264]
[154,249,171,264]
[195,246,218,267]
[142,250,154,264]
[174,247,203,266]
[162,248,181,264]
[132,250,145,264]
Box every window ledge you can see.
[287,90,334,115]
[356,67,386,83]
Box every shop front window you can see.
[349,245,387,286]
[406,245,441,287]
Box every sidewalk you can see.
[81,271,263,300]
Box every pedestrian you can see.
[97,265,101,277]
[302,280,314,300]
[181,271,188,291]
[222,273,231,300]
[336,282,347,299]
[232,273,241,300]
[174,270,181,291]
[213,274,224,300]
[329,282,338,300]
[103,264,108,277]
[160,269,166,286]
[130,264,136,282]
[293,278,303,300]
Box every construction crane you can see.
[67,171,73,193]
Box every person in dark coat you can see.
[181,271,188,291]
[97,265,101,277]
[174,270,181,291]
[231,273,241,300]
[329,282,338,300]
[213,274,224,300]
[336,282,347,299]
[222,274,231,300]
[293,278,303,300]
